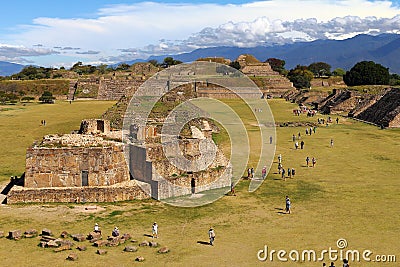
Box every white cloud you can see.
[2,0,400,65]
[0,44,59,63]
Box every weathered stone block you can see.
[76,245,87,251]
[158,247,170,253]
[135,256,145,262]
[66,253,78,261]
[124,246,138,252]
[8,230,22,240]
[72,234,86,242]
[41,228,52,236]
[96,249,107,255]
[94,240,109,247]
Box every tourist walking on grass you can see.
[295,141,299,150]
[287,168,291,178]
[330,139,334,148]
[152,222,158,238]
[292,134,296,142]
[278,154,282,164]
[306,156,310,167]
[251,167,255,179]
[300,140,304,149]
[312,157,316,167]
[278,163,282,174]
[281,168,286,180]
[285,196,291,214]
[291,168,295,177]
[262,166,267,179]
[208,227,215,246]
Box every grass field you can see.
[0,99,399,266]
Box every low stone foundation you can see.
[7,181,149,204]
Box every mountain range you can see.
[0,61,24,76]
[1,33,400,76]
[127,33,400,74]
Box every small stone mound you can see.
[94,240,109,247]
[158,247,170,254]
[139,240,149,247]
[66,253,78,261]
[87,231,102,241]
[24,229,38,238]
[71,234,86,242]
[97,249,107,255]
[135,256,145,262]
[124,246,138,252]
[77,245,87,251]
[60,231,69,238]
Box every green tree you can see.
[229,61,241,70]
[343,61,390,86]
[148,59,159,67]
[162,57,182,67]
[39,91,55,104]
[116,63,131,71]
[389,73,400,86]
[332,68,346,77]
[287,65,313,89]
[308,62,331,77]
[266,58,286,74]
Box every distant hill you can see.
[0,61,25,76]
[124,34,400,73]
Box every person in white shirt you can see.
[152,222,158,238]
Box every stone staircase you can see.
[356,88,400,127]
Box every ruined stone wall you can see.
[7,182,149,204]
[356,88,400,127]
[25,145,129,188]
[79,119,111,135]
[97,78,144,100]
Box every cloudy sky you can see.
[1,0,400,67]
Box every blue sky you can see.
[1,0,400,67]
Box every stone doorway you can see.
[82,170,89,186]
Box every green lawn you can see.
[0,99,398,266]
[0,100,116,183]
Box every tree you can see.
[148,59,159,67]
[287,65,313,89]
[116,63,131,71]
[266,58,286,75]
[308,62,331,77]
[229,61,241,70]
[343,61,390,86]
[162,57,182,67]
[332,68,346,77]
[389,73,400,86]
[39,91,55,104]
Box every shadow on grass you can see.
[143,234,152,238]
[197,241,211,246]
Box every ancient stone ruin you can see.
[7,119,149,203]
[292,87,400,128]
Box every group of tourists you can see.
[92,222,159,239]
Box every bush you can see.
[343,61,390,86]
